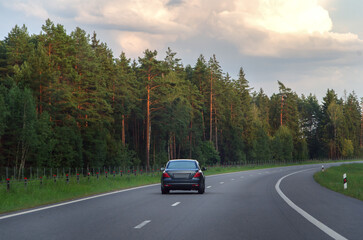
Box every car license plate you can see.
[173,173,189,179]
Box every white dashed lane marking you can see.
[171,202,180,207]
[134,220,151,229]
[207,186,212,188]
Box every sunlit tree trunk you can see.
[209,72,213,142]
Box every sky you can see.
[1,0,363,102]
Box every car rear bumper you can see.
[162,178,201,190]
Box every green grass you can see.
[1,160,362,214]
[314,163,363,201]
[0,174,160,214]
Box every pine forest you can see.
[1,20,363,172]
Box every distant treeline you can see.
[0,19,362,171]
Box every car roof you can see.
[168,159,198,162]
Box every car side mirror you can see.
[160,167,165,171]
[202,167,207,171]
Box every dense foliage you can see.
[0,21,362,172]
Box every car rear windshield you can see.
[167,161,198,169]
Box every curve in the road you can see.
[275,169,348,240]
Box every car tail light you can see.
[193,172,201,178]
[163,172,171,178]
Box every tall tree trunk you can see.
[202,111,206,140]
[39,72,43,114]
[280,95,283,126]
[178,143,181,159]
[215,107,218,152]
[146,80,151,170]
[18,102,28,179]
[153,137,156,166]
[189,120,193,159]
[173,134,176,159]
[334,125,337,158]
[122,114,125,146]
[210,72,213,142]
[361,102,363,147]
[169,134,173,160]
[230,104,233,121]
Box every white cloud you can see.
[212,0,362,57]
[117,31,178,58]
[3,0,49,19]
[3,0,363,59]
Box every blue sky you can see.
[1,0,362,102]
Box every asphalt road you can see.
[1,163,363,240]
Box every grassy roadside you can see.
[0,175,160,214]
[314,163,363,201]
[1,160,361,214]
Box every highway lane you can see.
[1,163,362,240]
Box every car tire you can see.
[198,182,205,194]
[161,187,169,194]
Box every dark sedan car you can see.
[161,159,206,194]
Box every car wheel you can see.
[198,182,205,194]
[161,187,169,194]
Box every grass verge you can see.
[0,174,161,214]
[314,163,363,201]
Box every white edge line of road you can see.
[0,183,159,221]
[275,169,348,240]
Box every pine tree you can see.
[138,49,163,169]
[342,92,361,156]
[207,55,223,151]
[318,89,338,157]
[327,102,343,158]
[298,94,320,158]
[4,25,33,77]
